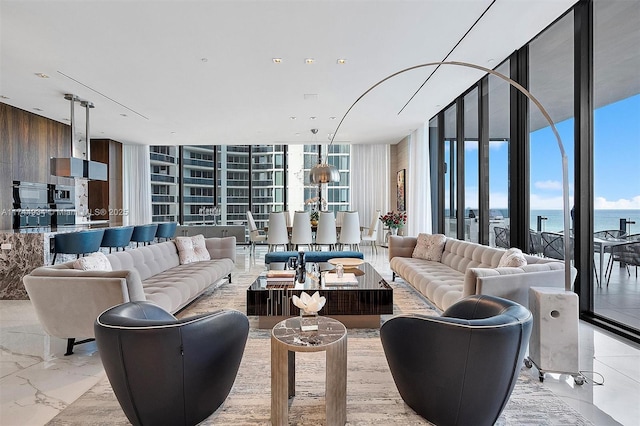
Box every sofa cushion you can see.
[498,248,527,267]
[412,233,447,261]
[175,235,211,264]
[73,252,112,271]
[107,241,180,282]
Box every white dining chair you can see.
[339,211,361,251]
[315,211,337,251]
[361,210,381,254]
[283,210,292,228]
[246,211,267,257]
[267,212,289,252]
[290,211,313,251]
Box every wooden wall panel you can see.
[0,104,123,230]
[390,136,409,213]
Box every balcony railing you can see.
[151,174,175,183]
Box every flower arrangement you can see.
[310,210,319,221]
[380,211,407,228]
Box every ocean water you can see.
[530,209,640,234]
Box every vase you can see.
[300,310,319,331]
[390,227,398,236]
[310,220,318,226]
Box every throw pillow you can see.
[73,252,113,271]
[498,247,528,268]
[412,233,447,261]
[175,234,211,265]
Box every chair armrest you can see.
[388,236,417,260]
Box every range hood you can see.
[51,94,107,181]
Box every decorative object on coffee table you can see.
[292,291,326,331]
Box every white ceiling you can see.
[0,0,578,146]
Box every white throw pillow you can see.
[73,252,112,271]
[412,233,447,261]
[175,234,211,265]
[498,247,528,267]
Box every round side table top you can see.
[272,316,346,352]
[327,258,365,267]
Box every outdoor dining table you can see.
[593,237,631,287]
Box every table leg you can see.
[271,336,289,426]
[325,335,347,426]
[288,350,295,398]
[599,245,605,288]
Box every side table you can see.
[271,316,347,426]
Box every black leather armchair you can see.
[380,295,532,426]
[95,301,249,426]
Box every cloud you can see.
[594,195,640,209]
[530,193,574,210]
[489,140,508,150]
[534,180,563,191]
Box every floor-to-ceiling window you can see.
[488,61,511,247]
[528,11,575,241]
[443,104,457,238]
[463,88,479,243]
[150,143,350,230]
[431,1,639,341]
[592,0,640,330]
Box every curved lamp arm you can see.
[329,61,572,291]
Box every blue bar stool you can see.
[130,224,159,247]
[52,229,105,264]
[155,222,178,242]
[100,226,134,253]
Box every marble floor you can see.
[1,245,639,426]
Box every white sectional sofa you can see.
[389,235,575,311]
[22,237,236,351]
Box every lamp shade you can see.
[309,163,340,184]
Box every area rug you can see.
[47,266,593,425]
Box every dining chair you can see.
[283,210,292,228]
[267,212,289,252]
[315,211,337,251]
[246,211,267,257]
[290,211,313,251]
[361,210,381,254]
[528,229,543,256]
[605,232,639,283]
[339,211,361,251]
[494,226,511,249]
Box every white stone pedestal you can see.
[527,286,583,384]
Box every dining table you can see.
[593,237,631,287]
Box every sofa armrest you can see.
[464,266,574,308]
[388,236,417,260]
[205,236,236,263]
[28,267,146,302]
[23,274,134,339]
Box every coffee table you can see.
[247,262,393,328]
[271,316,347,426]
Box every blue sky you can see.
[462,93,640,210]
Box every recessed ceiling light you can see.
[272,58,282,64]
[309,116,317,120]
[33,107,43,111]
[487,58,495,64]
[295,133,300,136]
[120,113,128,117]
[35,73,49,78]
[201,58,209,63]
[289,116,297,120]
[305,58,315,64]
[336,59,347,65]
[329,116,336,120]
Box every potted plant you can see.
[310,210,319,226]
[379,211,407,235]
